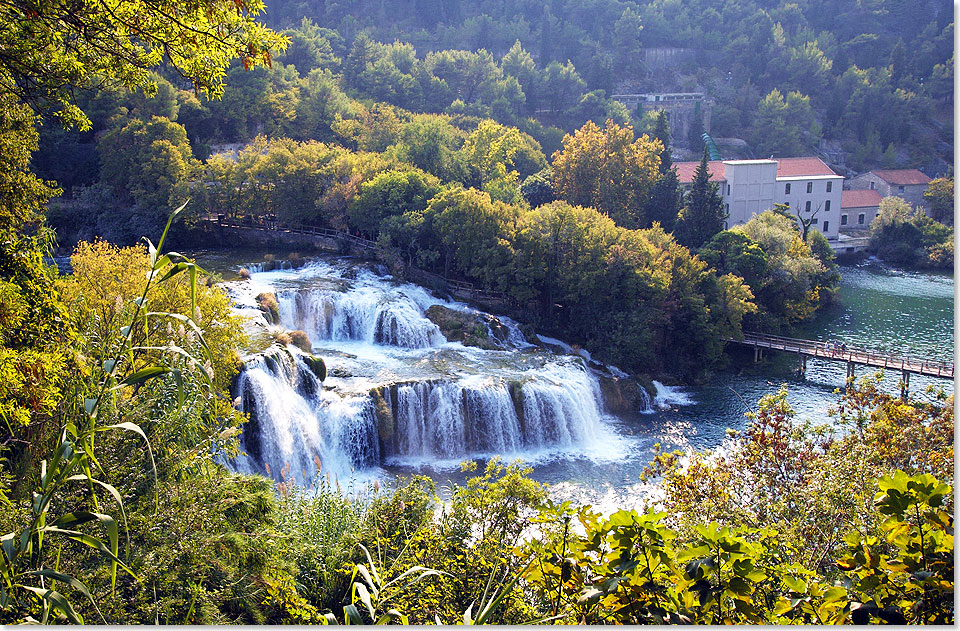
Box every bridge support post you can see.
[797,354,807,378]
[901,370,910,400]
[846,362,855,380]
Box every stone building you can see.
[611,93,713,148]
[840,189,882,232]
[845,169,932,212]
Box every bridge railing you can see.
[731,332,953,377]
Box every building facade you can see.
[840,189,882,232]
[674,157,843,239]
[845,169,932,212]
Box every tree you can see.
[650,110,672,172]
[97,116,197,211]
[752,89,820,157]
[551,119,661,229]
[612,7,644,75]
[500,41,539,115]
[540,60,586,112]
[348,168,441,238]
[278,18,341,75]
[520,169,554,209]
[674,150,725,249]
[923,176,954,224]
[0,0,285,129]
[460,120,527,203]
[644,169,682,232]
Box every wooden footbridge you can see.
[726,332,954,397]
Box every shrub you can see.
[256,292,280,324]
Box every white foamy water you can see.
[653,380,696,409]
[226,258,648,484]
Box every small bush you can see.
[256,292,280,324]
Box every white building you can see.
[674,157,843,239]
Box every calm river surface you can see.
[199,251,953,510]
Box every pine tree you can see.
[645,168,682,232]
[651,109,672,172]
[675,149,726,249]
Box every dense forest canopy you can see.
[256,0,954,169]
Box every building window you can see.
[825,200,831,212]
[841,214,848,225]
[858,213,865,224]
[805,200,811,212]
[811,218,818,224]
[727,184,730,195]
[806,181,813,193]
[785,183,791,194]
[823,220,829,232]
[898,185,905,194]
[826,181,832,192]
[870,181,875,190]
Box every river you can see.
[199,251,953,510]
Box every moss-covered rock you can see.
[288,330,312,352]
[256,292,280,324]
[302,354,326,382]
[596,375,650,413]
[424,305,510,349]
[371,388,394,441]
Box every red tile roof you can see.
[674,160,726,184]
[674,157,839,183]
[871,169,932,186]
[775,157,839,178]
[841,189,882,209]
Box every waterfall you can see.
[228,258,633,484]
[277,287,445,349]
[231,346,379,485]
[233,347,612,478]
[379,361,606,463]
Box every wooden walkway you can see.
[199,215,511,303]
[727,332,953,380]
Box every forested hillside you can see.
[256,0,954,170]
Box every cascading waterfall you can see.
[229,258,647,483]
[277,286,445,348]
[231,346,379,484]
[381,362,604,461]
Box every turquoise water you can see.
[412,260,955,509]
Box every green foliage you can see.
[98,116,197,212]
[709,211,836,329]
[869,196,954,269]
[0,0,285,129]
[674,150,725,250]
[349,168,441,237]
[923,176,954,225]
[752,89,821,157]
[551,119,662,229]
